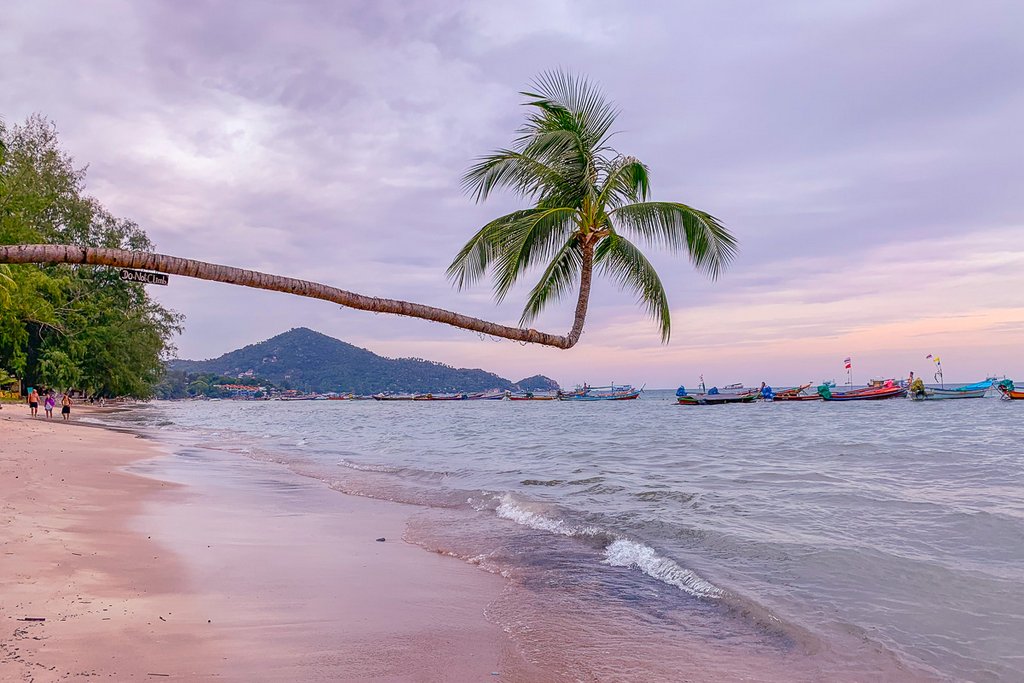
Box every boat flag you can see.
[929,355,943,386]
[926,354,933,360]
[843,357,852,369]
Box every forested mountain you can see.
[514,374,561,392]
[169,328,558,394]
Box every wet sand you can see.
[0,411,535,681]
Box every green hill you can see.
[168,328,558,395]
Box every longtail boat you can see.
[773,383,812,398]
[817,383,906,401]
[378,392,481,401]
[676,384,758,405]
[465,391,507,400]
[677,391,757,405]
[997,380,1024,400]
[774,384,822,402]
[561,389,638,401]
[909,378,993,400]
[771,380,831,402]
[508,391,558,401]
[771,384,821,401]
[559,384,641,401]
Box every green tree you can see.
[0,115,182,397]
[448,71,737,343]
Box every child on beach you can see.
[28,388,39,417]
[44,392,56,418]
[61,393,72,421]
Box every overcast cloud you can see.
[3,1,1023,386]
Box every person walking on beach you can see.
[61,393,72,421]
[44,391,56,419]
[28,387,40,417]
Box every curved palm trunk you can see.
[0,244,581,349]
[565,242,594,347]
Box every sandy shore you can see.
[0,411,535,681]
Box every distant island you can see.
[157,328,559,398]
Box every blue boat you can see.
[909,378,994,400]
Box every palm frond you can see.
[515,71,621,197]
[490,207,577,303]
[447,209,539,289]
[521,70,619,152]
[610,202,737,278]
[595,234,672,342]
[519,235,583,326]
[597,156,650,208]
[461,149,571,203]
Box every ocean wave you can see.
[495,496,723,600]
[603,539,723,599]
[495,496,602,537]
[337,459,402,474]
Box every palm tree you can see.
[448,70,736,345]
[0,72,734,350]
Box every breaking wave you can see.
[495,495,724,600]
[603,539,723,599]
[495,495,603,537]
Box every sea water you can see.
[105,392,1024,681]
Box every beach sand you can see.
[0,411,535,681]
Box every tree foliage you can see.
[0,115,182,397]
[449,71,737,342]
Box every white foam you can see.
[495,496,601,537]
[603,539,723,599]
[337,459,400,473]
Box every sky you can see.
[3,1,1023,387]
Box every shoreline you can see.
[1,410,226,680]
[1,410,536,681]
